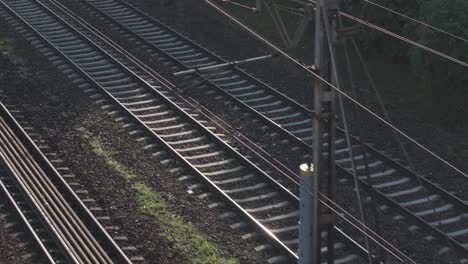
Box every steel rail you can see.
[0,0,299,260]
[67,0,468,259]
[0,158,57,263]
[41,0,468,260]
[47,1,376,260]
[49,0,384,258]
[75,0,321,179]
[0,91,132,262]
[0,0,374,261]
[0,118,94,263]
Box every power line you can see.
[273,4,307,17]
[299,0,468,69]
[362,0,468,44]
[339,11,468,68]
[48,0,412,261]
[201,1,417,262]
[196,0,468,261]
[188,90,408,263]
[221,0,257,11]
[202,0,468,182]
[322,7,373,263]
[255,0,468,68]
[350,35,459,256]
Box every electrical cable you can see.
[201,0,468,182]
[199,1,422,262]
[273,4,306,17]
[221,0,257,11]
[341,25,384,262]
[338,11,468,68]
[49,0,414,260]
[321,6,373,263]
[349,38,416,170]
[302,0,468,68]
[51,0,453,261]
[349,36,457,256]
[194,1,468,260]
[362,0,468,44]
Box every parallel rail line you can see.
[0,0,370,262]
[0,100,133,263]
[0,165,59,263]
[64,0,468,260]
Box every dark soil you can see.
[0,207,35,264]
[0,20,266,264]
[0,38,35,264]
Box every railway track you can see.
[0,0,373,262]
[0,165,60,263]
[0,100,135,263]
[55,0,468,260]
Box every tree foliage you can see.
[345,0,420,58]
[407,0,468,94]
[346,0,468,118]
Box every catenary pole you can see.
[299,0,338,263]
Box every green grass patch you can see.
[77,127,238,264]
[133,183,238,264]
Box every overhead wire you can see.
[197,0,468,260]
[349,36,458,254]
[338,11,468,68]
[341,24,384,262]
[309,2,468,220]
[321,6,373,263]
[300,0,468,68]
[349,37,416,170]
[221,0,257,11]
[196,95,408,263]
[201,1,421,262]
[201,0,468,182]
[185,86,413,263]
[362,0,468,44]
[46,1,414,261]
[273,4,306,17]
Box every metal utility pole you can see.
[299,163,315,264]
[299,0,338,263]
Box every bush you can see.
[408,0,468,92]
[345,0,420,58]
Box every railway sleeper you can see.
[0,1,376,260]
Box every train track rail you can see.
[0,165,61,263]
[59,0,468,260]
[0,100,133,263]
[0,0,372,262]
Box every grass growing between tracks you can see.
[78,127,239,264]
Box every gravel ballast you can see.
[0,20,266,263]
[1,3,466,263]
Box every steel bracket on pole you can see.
[173,53,274,77]
[261,0,314,49]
